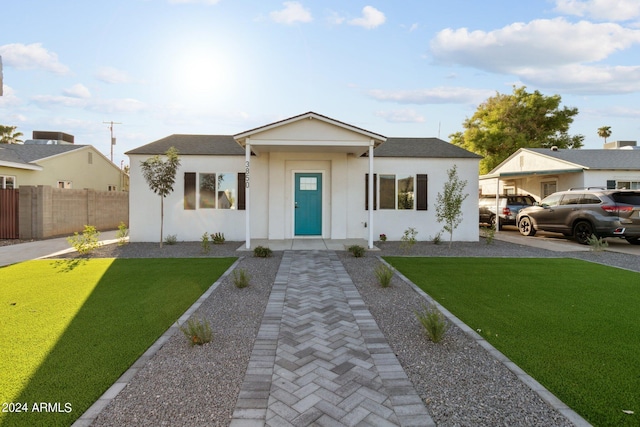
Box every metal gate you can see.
[0,189,19,239]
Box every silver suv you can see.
[516,188,640,245]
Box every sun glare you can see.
[173,47,234,100]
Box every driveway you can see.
[494,226,640,255]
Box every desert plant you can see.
[431,231,442,245]
[374,263,395,288]
[67,225,102,255]
[253,246,273,258]
[587,234,608,252]
[348,244,366,258]
[481,225,496,245]
[116,221,129,246]
[211,232,225,244]
[164,234,178,245]
[179,316,212,346]
[415,304,450,343]
[201,232,210,254]
[400,227,418,252]
[379,233,387,242]
[232,268,250,288]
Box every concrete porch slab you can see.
[236,239,379,251]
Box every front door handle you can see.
[295,202,299,209]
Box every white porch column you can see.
[368,141,374,249]
[245,139,251,249]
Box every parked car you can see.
[516,188,640,245]
[479,194,536,229]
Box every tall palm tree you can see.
[0,125,23,144]
[597,126,612,144]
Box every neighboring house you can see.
[479,142,640,200]
[0,133,128,191]
[127,112,481,248]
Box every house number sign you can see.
[245,161,250,188]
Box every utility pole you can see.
[103,121,122,162]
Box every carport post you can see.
[495,178,500,232]
[368,141,374,249]
[245,140,251,249]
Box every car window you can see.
[561,194,582,205]
[540,194,562,207]
[611,192,640,205]
[580,194,601,204]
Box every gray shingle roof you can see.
[528,148,640,169]
[126,135,481,159]
[125,135,245,156]
[374,138,482,158]
[0,144,86,165]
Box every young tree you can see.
[140,147,181,247]
[435,165,468,248]
[0,125,23,144]
[597,126,612,144]
[450,86,584,174]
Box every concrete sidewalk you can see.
[0,230,121,267]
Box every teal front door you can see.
[295,173,322,236]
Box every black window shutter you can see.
[417,174,428,210]
[238,173,246,210]
[184,172,196,210]
[365,173,377,210]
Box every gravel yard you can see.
[71,239,638,426]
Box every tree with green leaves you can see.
[435,165,468,248]
[450,86,584,174]
[140,147,181,247]
[597,126,612,144]
[0,125,23,144]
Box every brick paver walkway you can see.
[230,250,434,427]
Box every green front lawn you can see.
[0,257,236,427]
[384,257,640,427]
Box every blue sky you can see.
[2,0,640,167]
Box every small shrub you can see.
[116,221,129,246]
[232,268,250,288]
[587,234,608,252]
[179,317,212,346]
[253,246,273,258]
[379,233,387,242]
[415,304,450,343]
[348,244,366,258]
[481,225,496,245]
[201,232,210,254]
[164,234,178,245]
[67,225,102,255]
[431,231,442,245]
[211,232,225,244]
[400,227,418,252]
[374,263,394,288]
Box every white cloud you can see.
[270,2,313,25]
[368,87,495,104]
[0,85,22,107]
[95,67,131,84]
[375,109,425,123]
[554,0,640,21]
[30,94,145,113]
[0,43,69,74]
[349,6,386,29]
[519,64,640,94]
[430,18,640,73]
[63,83,91,99]
[326,11,345,26]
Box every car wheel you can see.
[573,221,594,245]
[518,216,536,236]
[625,237,640,245]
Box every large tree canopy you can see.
[450,86,584,174]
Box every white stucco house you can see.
[127,112,481,248]
[480,143,640,201]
